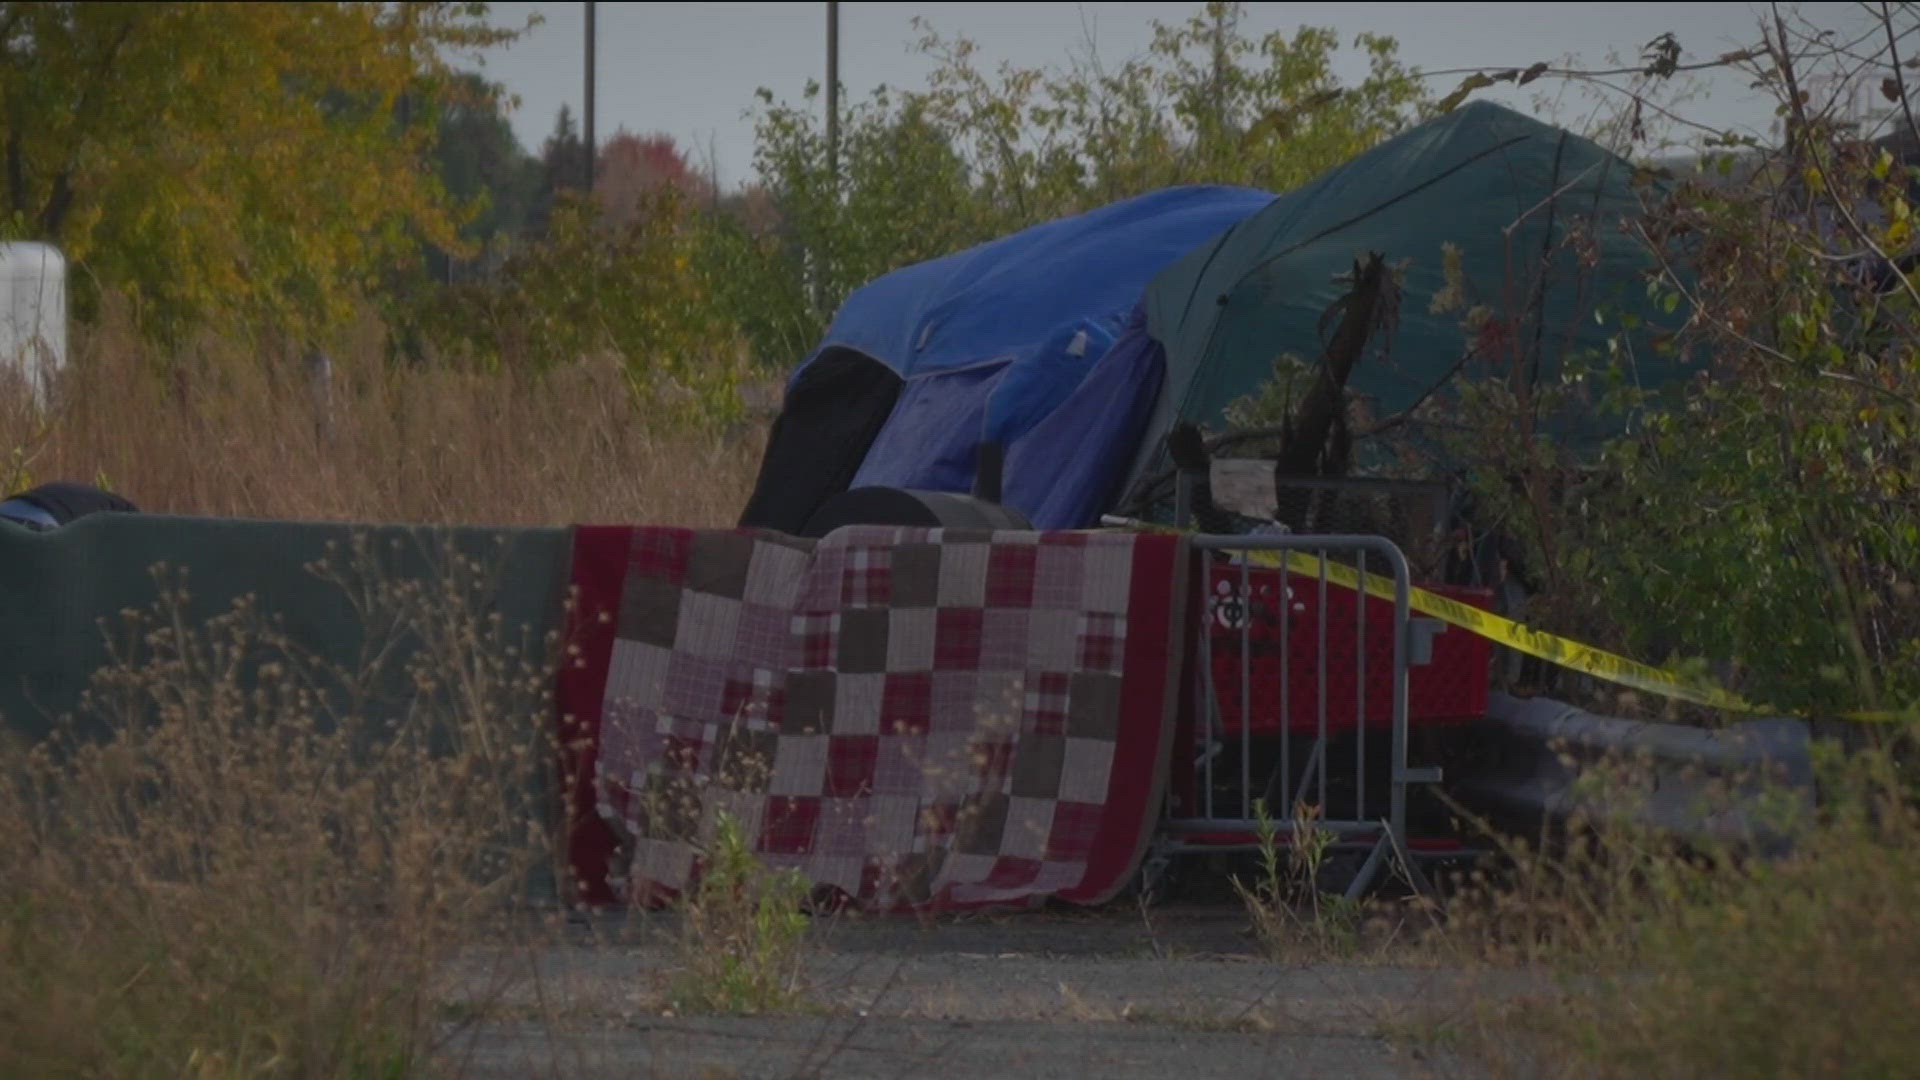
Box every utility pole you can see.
[1209,3,1231,139]
[814,1,839,315]
[826,2,840,188]
[584,1,597,192]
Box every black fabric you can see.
[8,481,139,524]
[737,348,902,534]
[799,487,1032,538]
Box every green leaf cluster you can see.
[0,2,519,345]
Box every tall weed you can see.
[0,303,764,527]
[1443,732,1920,1078]
[664,812,811,1017]
[0,538,559,1078]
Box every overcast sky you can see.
[462,2,1877,190]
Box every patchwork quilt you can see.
[555,525,1190,910]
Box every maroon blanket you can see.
[556,526,1189,910]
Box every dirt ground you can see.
[434,903,1533,1079]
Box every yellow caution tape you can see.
[1254,546,1757,711]
[1114,519,1909,723]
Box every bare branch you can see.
[1881,3,1920,147]
[1819,367,1920,408]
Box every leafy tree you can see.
[595,131,712,228]
[1591,113,1920,716]
[0,2,520,343]
[691,184,813,369]
[410,121,752,419]
[1426,10,1920,718]
[419,188,747,423]
[746,85,981,343]
[908,2,1424,219]
[528,104,587,238]
[736,1,1428,356]
[428,70,540,249]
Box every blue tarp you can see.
[808,186,1274,528]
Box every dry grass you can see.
[0,307,773,1076]
[1231,800,1367,960]
[0,537,563,1078]
[9,307,1916,1079]
[1,304,764,526]
[1430,738,1920,1078]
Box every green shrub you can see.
[665,812,811,1016]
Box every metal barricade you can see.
[1151,532,1444,900]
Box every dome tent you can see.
[739,103,1691,535]
[1117,100,1693,509]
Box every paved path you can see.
[445,1016,1425,1079]
[433,906,1525,1078]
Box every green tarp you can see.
[1,513,575,899]
[1125,101,1693,493]
[0,513,570,743]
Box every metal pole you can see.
[826,2,840,188]
[814,1,839,316]
[1210,4,1229,137]
[584,1,597,192]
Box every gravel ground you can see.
[432,905,1534,1078]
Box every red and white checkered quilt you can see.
[555,525,1190,910]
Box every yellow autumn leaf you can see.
[0,2,523,344]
